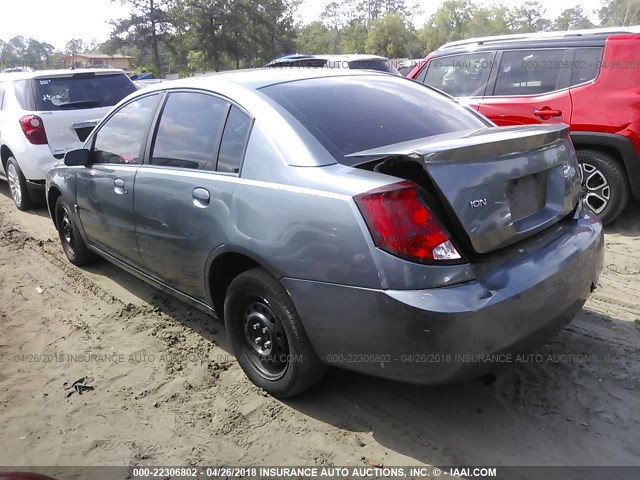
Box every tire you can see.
[577,149,630,225]
[224,267,326,398]
[6,157,33,211]
[55,196,95,266]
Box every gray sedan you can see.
[46,69,604,397]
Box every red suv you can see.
[408,27,640,224]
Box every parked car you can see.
[397,65,415,76]
[396,60,420,77]
[408,26,640,224]
[0,68,137,210]
[47,69,603,397]
[134,78,167,89]
[1,66,35,73]
[266,53,400,75]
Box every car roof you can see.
[137,67,394,94]
[433,26,640,55]
[0,68,127,81]
[129,68,414,169]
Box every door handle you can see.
[533,108,563,120]
[114,178,127,195]
[192,187,210,208]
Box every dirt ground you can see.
[0,182,639,473]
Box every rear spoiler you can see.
[345,124,570,163]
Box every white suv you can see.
[0,68,137,210]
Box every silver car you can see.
[46,69,604,397]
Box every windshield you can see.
[261,75,487,165]
[33,73,137,111]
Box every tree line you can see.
[1,0,639,75]
[301,0,640,59]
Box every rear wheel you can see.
[55,196,95,265]
[577,149,629,225]
[224,267,326,397]
[6,157,32,211]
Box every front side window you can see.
[493,49,567,96]
[217,106,252,174]
[422,53,494,97]
[150,92,228,170]
[92,94,160,165]
[262,75,487,165]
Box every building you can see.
[63,53,134,70]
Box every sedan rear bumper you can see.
[282,209,604,384]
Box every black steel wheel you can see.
[224,267,326,397]
[240,294,290,380]
[55,196,95,266]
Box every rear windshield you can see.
[347,59,399,74]
[261,76,487,164]
[33,73,137,111]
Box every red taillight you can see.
[354,181,461,262]
[19,115,48,145]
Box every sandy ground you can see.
[0,182,639,475]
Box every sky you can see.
[0,0,606,52]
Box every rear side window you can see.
[12,80,31,109]
[0,83,4,110]
[151,92,228,170]
[32,73,136,111]
[93,94,160,165]
[261,76,487,164]
[493,49,567,96]
[571,47,603,86]
[217,106,252,174]
[422,53,494,97]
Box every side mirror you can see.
[64,149,90,167]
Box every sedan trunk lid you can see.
[348,124,582,254]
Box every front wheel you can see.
[55,196,95,266]
[6,157,33,211]
[577,150,630,225]
[224,267,326,397]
